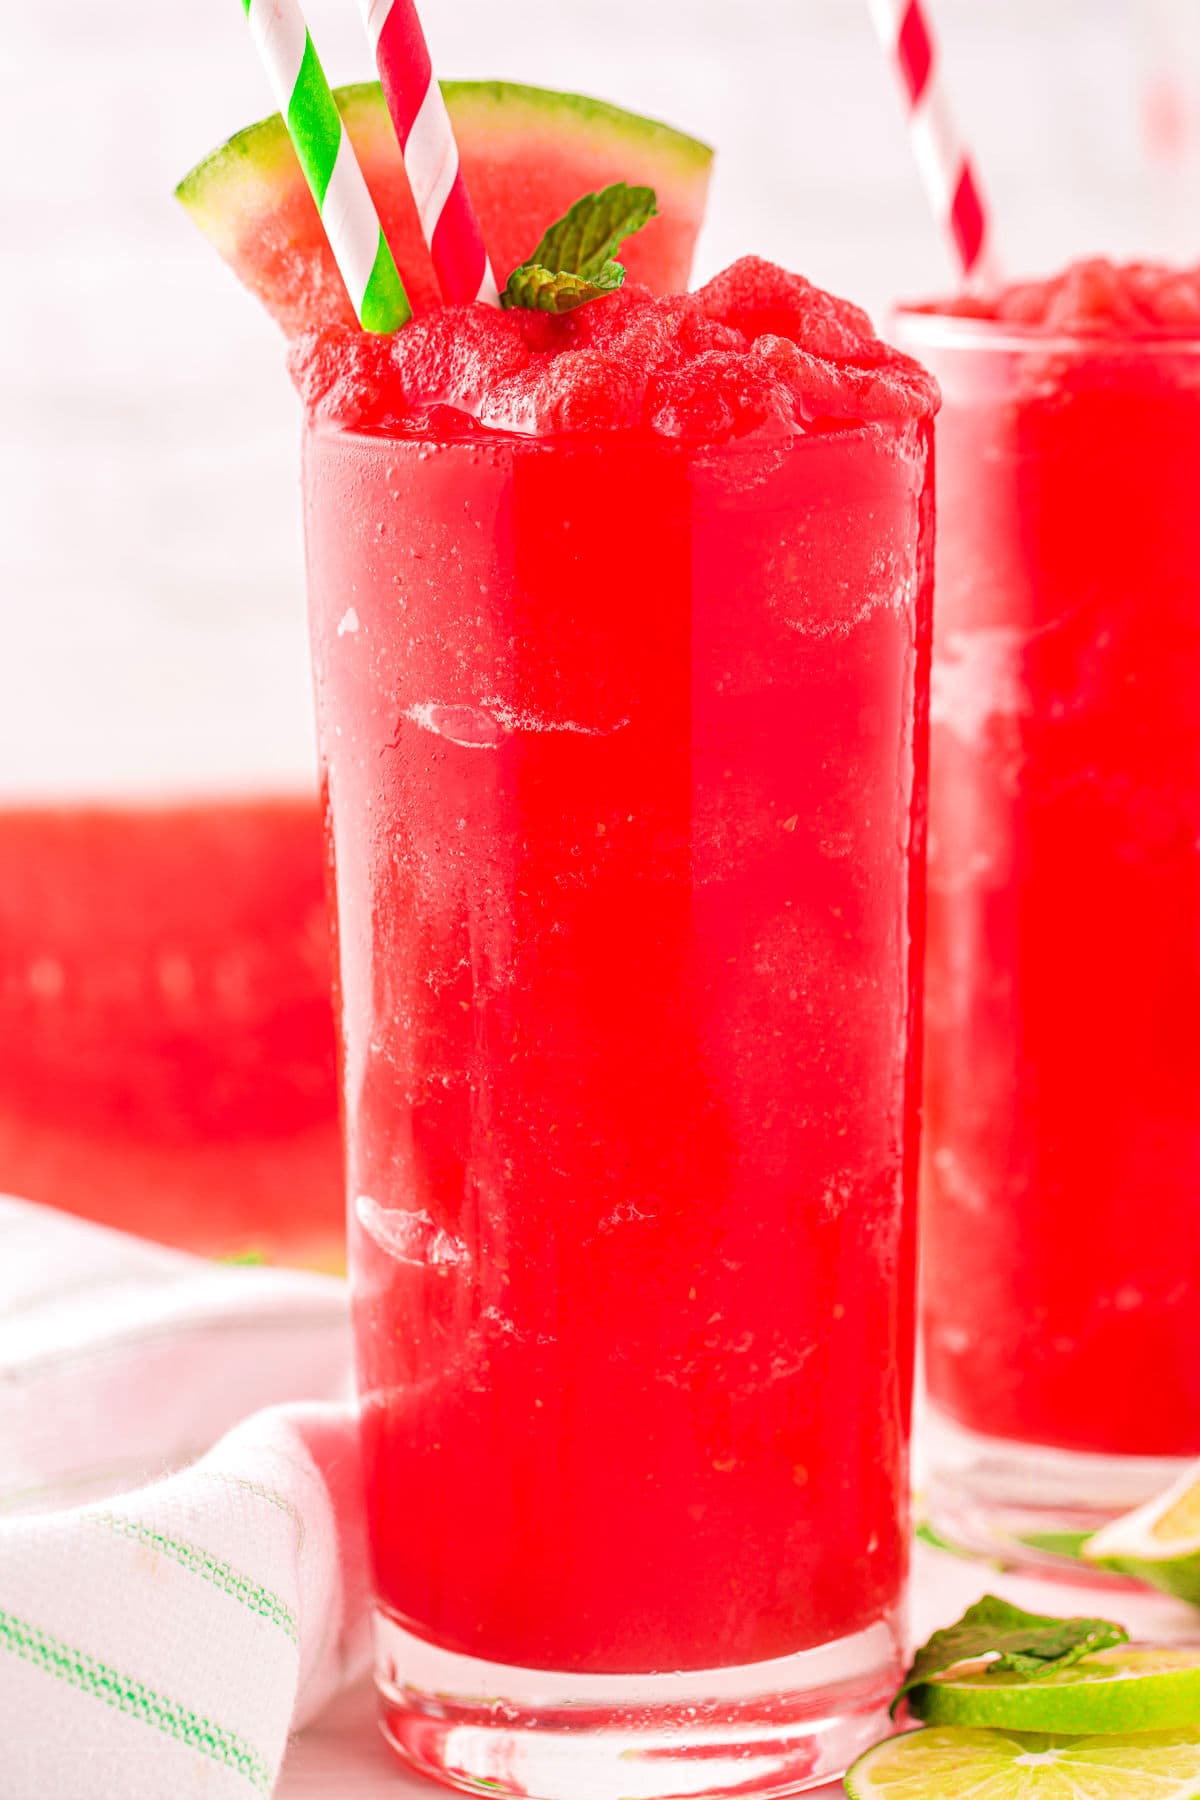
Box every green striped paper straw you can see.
[242,0,411,332]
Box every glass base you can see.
[923,1407,1191,1578]
[373,1606,905,1799]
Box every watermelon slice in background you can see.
[0,797,343,1268]
[176,81,714,334]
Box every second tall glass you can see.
[895,307,1200,1559]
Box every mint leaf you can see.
[503,259,625,315]
[891,1595,1129,1717]
[523,183,657,281]
[501,183,658,313]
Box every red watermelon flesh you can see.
[176,81,713,336]
[0,797,343,1266]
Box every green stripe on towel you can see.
[0,1608,272,1791]
[94,1514,300,1644]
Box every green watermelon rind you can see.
[176,79,713,246]
[440,80,711,171]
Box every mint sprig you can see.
[502,182,658,314]
[891,1595,1129,1718]
[504,260,625,312]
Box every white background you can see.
[3,0,1200,798]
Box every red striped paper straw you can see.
[867,0,998,286]
[1139,0,1194,166]
[360,0,499,306]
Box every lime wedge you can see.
[845,1725,1200,1799]
[909,1645,1200,1732]
[1019,1529,1093,1562]
[1084,1467,1200,1606]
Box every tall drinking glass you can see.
[303,392,932,1795]
[894,307,1200,1560]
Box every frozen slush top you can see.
[916,257,1200,333]
[291,256,938,440]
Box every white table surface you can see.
[277,1540,1200,1798]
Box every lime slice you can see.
[845,1725,1200,1799]
[1019,1529,1093,1562]
[909,1645,1200,1732]
[1084,1467,1200,1606]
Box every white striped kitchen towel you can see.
[0,1196,370,1798]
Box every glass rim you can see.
[892,305,1200,357]
[302,412,926,454]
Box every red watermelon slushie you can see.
[896,261,1200,1558]
[180,74,934,1792]
[299,259,935,1795]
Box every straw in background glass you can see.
[867,0,998,287]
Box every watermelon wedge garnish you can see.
[177,80,713,336]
